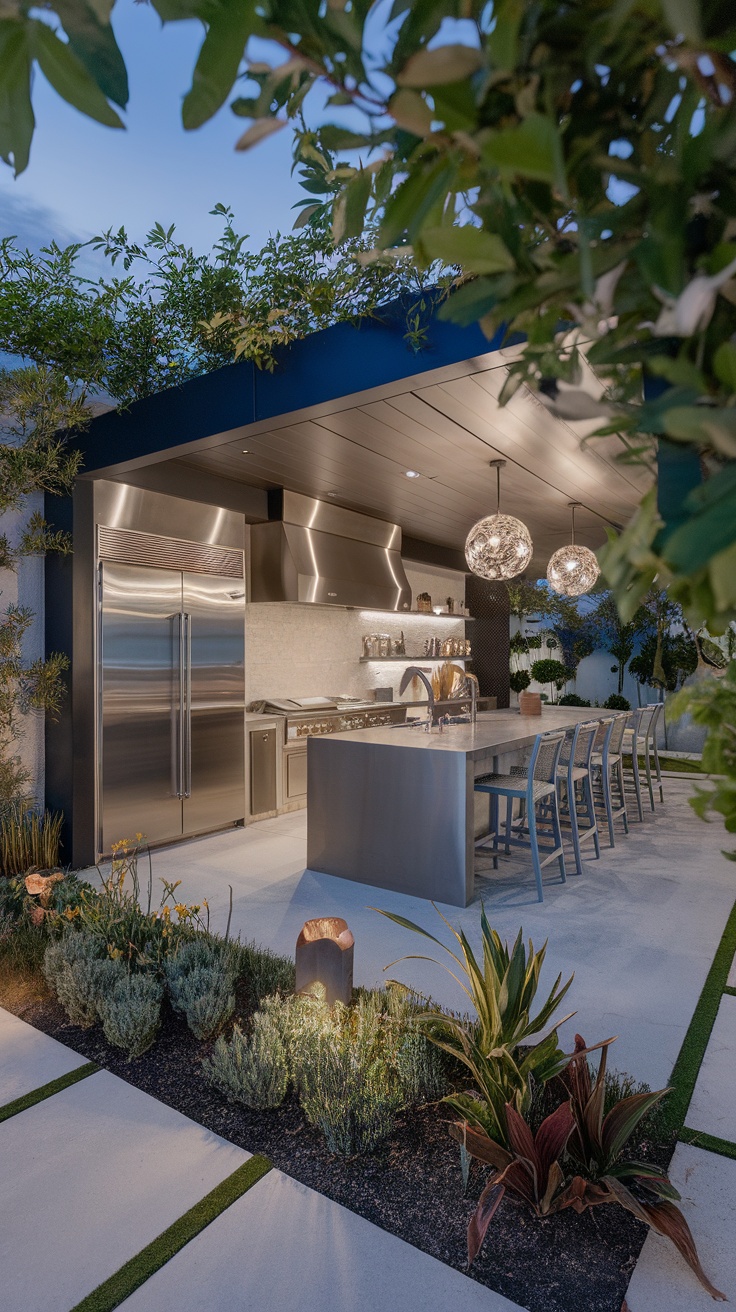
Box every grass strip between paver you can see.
[663,897,736,1139]
[69,1154,272,1312]
[679,1127,736,1162]
[0,1061,99,1123]
[724,985,736,997]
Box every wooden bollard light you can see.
[295,917,354,1007]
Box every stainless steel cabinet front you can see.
[100,562,184,853]
[285,747,308,800]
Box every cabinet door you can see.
[250,728,277,814]
[286,749,308,799]
[100,562,183,854]
[182,573,245,835]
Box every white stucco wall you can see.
[0,493,46,805]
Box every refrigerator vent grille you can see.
[98,526,243,578]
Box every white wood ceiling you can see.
[168,354,651,573]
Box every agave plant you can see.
[374,903,575,1143]
[452,1036,725,1300]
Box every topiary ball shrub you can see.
[530,658,569,690]
[603,694,631,710]
[558,693,591,707]
[510,669,531,694]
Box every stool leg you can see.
[603,763,615,847]
[568,776,582,876]
[491,794,499,869]
[584,771,600,859]
[617,760,629,834]
[643,742,655,810]
[652,734,664,802]
[527,799,544,902]
[631,748,643,822]
[551,789,566,883]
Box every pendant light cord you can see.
[571,503,576,545]
[496,463,501,514]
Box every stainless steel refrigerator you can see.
[99,561,245,854]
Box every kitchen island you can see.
[306,708,609,906]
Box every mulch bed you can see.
[14,991,651,1312]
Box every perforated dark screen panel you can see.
[465,576,510,707]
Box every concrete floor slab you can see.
[0,1069,250,1312]
[0,1006,88,1105]
[685,994,736,1142]
[119,1167,525,1312]
[121,779,734,1090]
[625,1142,736,1309]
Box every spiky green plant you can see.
[0,802,63,875]
[375,904,574,1145]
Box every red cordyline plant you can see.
[451,1035,725,1301]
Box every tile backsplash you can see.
[245,563,470,704]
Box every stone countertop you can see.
[315,707,610,762]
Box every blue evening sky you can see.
[0,3,308,258]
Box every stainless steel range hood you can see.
[250,490,412,610]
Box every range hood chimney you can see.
[250,491,412,610]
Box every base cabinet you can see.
[285,746,307,801]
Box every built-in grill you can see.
[257,697,407,739]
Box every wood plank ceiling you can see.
[170,356,652,574]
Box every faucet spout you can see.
[465,672,479,723]
[398,666,435,710]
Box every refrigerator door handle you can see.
[184,611,192,798]
[176,612,185,800]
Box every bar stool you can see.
[557,720,601,875]
[474,730,567,902]
[590,713,630,847]
[623,702,664,815]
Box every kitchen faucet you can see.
[399,666,434,732]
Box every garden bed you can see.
[10,985,657,1312]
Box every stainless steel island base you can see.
[307,735,474,906]
[306,709,612,907]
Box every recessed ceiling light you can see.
[241,448,251,454]
[405,469,421,479]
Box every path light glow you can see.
[465,460,533,581]
[547,502,600,597]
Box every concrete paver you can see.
[0,1006,88,1105]
[727,950,736,989]
[119,1166,526,1312]
[625,1143,736,1309]
[686,994,736,1143]
[0,1068,250,1312]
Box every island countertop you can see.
[306,706,611,907]
[324,707,608,762]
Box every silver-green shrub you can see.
[96,965,163,1059]
[164,937,239,1040]
[239,938,295,1004]
[43,931,108,1028]
[203,1001,290,1109]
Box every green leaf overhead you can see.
[30,22,123,127]
[420,225,515,275]
[0,22,34,175]
[182,0,263,130]
[396,42,483,88]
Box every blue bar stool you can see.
[557,720,601,874]
[590,713,630,846]
[474,730,567,902]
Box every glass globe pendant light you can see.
[465,460,533,581]
[547,502,600,597]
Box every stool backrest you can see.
[569,719,599,769]
[530,730,567,785]
[631,705,657,738]
[645,701,664,744]
[607,712,629,756]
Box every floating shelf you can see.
[359,654,471,663]
[358,610,475,620]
